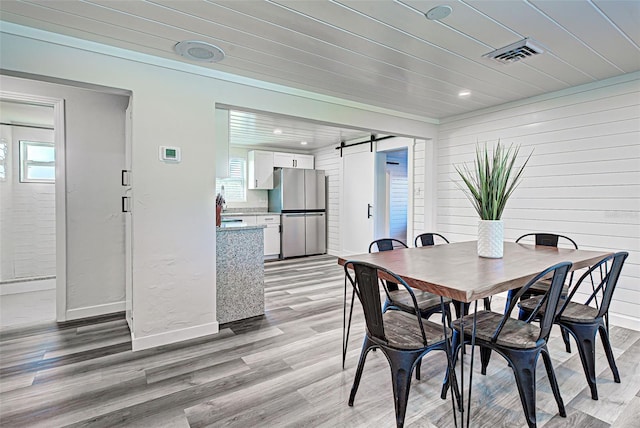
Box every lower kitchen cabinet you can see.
[222,213,281,258]
[257,215,280,258]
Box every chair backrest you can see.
[559,252,628,320]
[516,233,578,249]
[497,261,572,344]
[344,260,429,346]
[414,233,450,247]
[369,238,408,253]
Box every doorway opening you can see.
[0,100,57,327]
[376,148,409,244]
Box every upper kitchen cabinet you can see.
[248,150,274,189]
[215,108,230,178]
[273,152,314,169]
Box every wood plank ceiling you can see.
[1,0,639,149]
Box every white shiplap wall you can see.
[437,73,640,330]
[413,140,426,238]
[313,145,341,255]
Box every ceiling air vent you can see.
[483,38,544,64]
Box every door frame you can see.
[1,90,67,321]
[376,138,415,245]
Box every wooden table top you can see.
[337,241,612,302]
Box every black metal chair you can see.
[414,232,450,247]
[512,232,579,352]
[415,233,492,318]
[342,238,454,378]
[370,239,452,323]
[371,238,454,380]
[343,239,419,368]
[518,252,628,400]
[442,261,572,428]
[344,260,453,428]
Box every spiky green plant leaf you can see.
[454,141,532,220]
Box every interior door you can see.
[124,100,133,330]
[341,147,375,255]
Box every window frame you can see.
[19,140,55,183]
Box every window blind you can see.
[216,157,246,202]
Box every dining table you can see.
[338,240,613,427]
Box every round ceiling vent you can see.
[174,41,225,63]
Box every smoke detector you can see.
[483,38,544,64]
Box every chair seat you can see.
[452,310,542,349]
[527,279,569,295]
[388,289,451,313]
[519,295,599,323]
[381,310,450,350]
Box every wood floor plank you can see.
[1,255,638,427]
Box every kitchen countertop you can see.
[221,212,280,216]
[216,224,266,232]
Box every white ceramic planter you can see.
[478,220,504,258]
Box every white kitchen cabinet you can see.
[236,215,257,226]
[273,152,314,169]
[248,150,274,189]
[257,215,281,258]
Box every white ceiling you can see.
[227,109,373,150]
[1,0,639,149]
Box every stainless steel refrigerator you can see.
[268,168,326,258]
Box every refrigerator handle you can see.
[367,204,372,219]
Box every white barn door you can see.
[340,146,375,256]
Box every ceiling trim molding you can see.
[0,21,440,126]
[440,70,640,125]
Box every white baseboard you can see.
[609,313,640,332]
[131,321,219,352]
[65,301,125,320]
[0,278,56,295]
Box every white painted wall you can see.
[0,125,55,280]
[1,24,438,349]
[437,73,640,330]
[1,76,129,316]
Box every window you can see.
[20,140,55,183]
[215,157,246,202]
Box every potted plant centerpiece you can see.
[455,141,531,258]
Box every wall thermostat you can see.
[159,146,181,163]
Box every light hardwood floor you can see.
[1,255,638,427]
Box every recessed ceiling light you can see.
[174,40,225,63]
[458,90,471,97]
[300,141,308,145]
[273,128,283,135]
[425,5,452,21]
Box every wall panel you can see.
[438,74,640,330]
